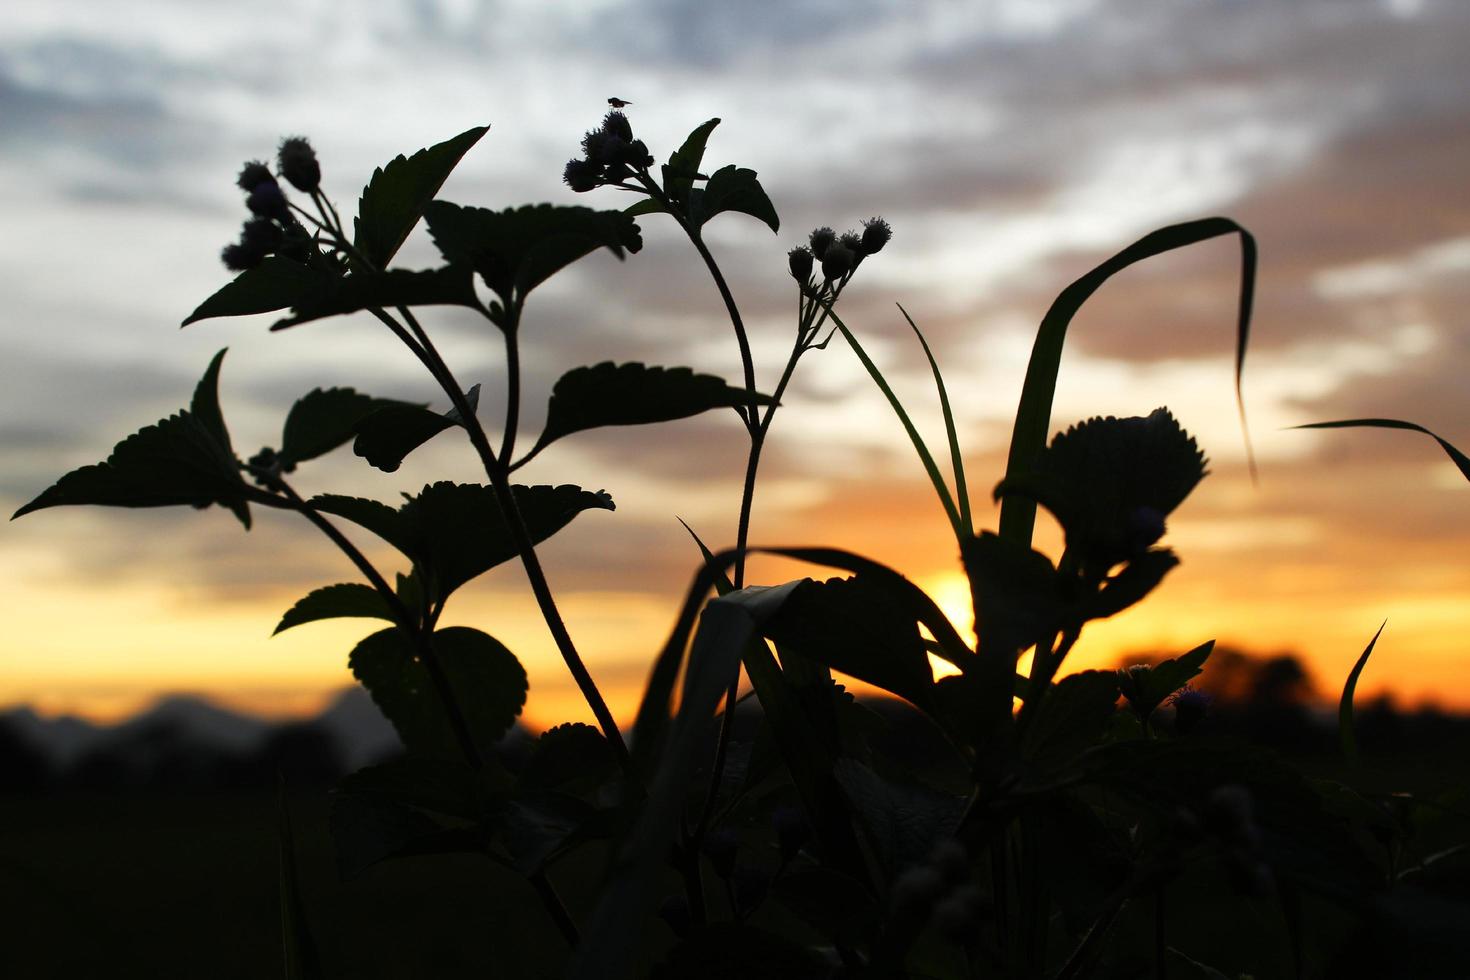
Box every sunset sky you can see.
[3,0,1467,728]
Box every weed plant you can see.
[15,111,1470,978]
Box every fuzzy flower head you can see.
[246,181,290,222]
[861,216,892,254]
[821,242,855,281]
[809,226,836,260]
[838,230,864,255]
[601,110,634,143]
[276,136,321,192]
[787,245,814,282]
[235,160,275,192]
[1168,684,1213,734]
[563,157,602,193]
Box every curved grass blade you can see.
[1293,418,1470,483]
[897,302,971,535]
[999,217,1257,547]
[822,304,962,537]
[1339,620,1386,765]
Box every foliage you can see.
[13,108,1469,979]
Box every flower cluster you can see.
[563,111,654,193]
[220,137,321,271]
[788,216,891,287]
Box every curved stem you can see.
[499,325,521,466]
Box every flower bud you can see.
[620,138,653,169]
[839,230,864,255]
[821,242,855,281]
[246,181,290,222]
[236,160,275,192]
[787,246,813,282]
[1168,685,1212,734]
[563,158,602,193]
[221,242,264,272]
[601,109,633,142]
[809,226,835,260]
[276,136,321,192]
[861,217,892,254]
[240,217,283,252]
[582,129,623,165]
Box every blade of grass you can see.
[278,777,325,980]
[897,302,972,536]
[821,302,962,537]
[1293,418,1470,483]
[998,217,1257,547]
[1339,621,1386,765]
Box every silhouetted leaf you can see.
[999,217,1256,547]
[691,164,779,233]
[833,758,965,877]
[13,411,251,528]
[183,256,331,326]
[519,362,770,465]
[425,201,642,307]
[502,793,608,875]
[517,723,615,795]
[190,349,234,459]
[663,117,719,204]
[311,483,613,602]
[280,387,424,466]
[328,791,485,881]
[352,384,479,472]
[307,494,411,552]
[1294,418,1470,483]
[961,531,1064,656]
[762,575,935,709]
[336,756,489,820]
[353,125,490,270]
[398,482,614,600]
[1082,548,1181,621]
[1117,640,1215,723]
[349,626,527,759]
[274,583,395,635]
[1339,621,1386,765]
[1023,670,1120,772]
[996,408,1206,569]
[270,265,484,331]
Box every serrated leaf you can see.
[623,198,665,218]
[1082,547,1180,621]
[307,494,411,552]
[398,482,614,600]
[328,791,484,881]
[351,385,478,473]
[692,164,779,233]
[270,265,484,331]
[280,387,425,466]
[349,625,528,759]
[996,407,1206,569]
[353,125,490,270]
[761,575,935,709]
[663,117,719,204]
[274,583,395,635]
[518,362,770,465]
[182,256,331,326]
[13,410,250,528]
[517,723,614,794]
[425,201,642,306]
[336,755,492,820]
[190,349,234,459]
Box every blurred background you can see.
[3,0,1468,745]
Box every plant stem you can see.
[368,304,632,773]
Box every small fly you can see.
[607,97,633,108]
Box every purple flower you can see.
[276,136,321,192]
